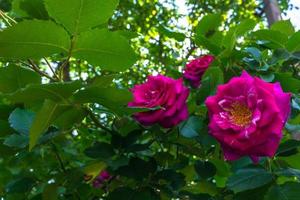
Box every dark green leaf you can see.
[179,116,203,138]
[116,157,157,181]
[156,169,186,190]
[274,73,300,93]
[45,0,119,35]
[195,13,222,37]
[3,134,28,148]
[106,187,134,200]
[84,142,115,159]
[244,47,261,61]
[271,20,295,36]
[8,108,35,135]
[29,100,69,150]
[0,65,40,94]
[264,182,300,200]
[73,28,137,71]
[276,140,300,157]
[7,81,81,103]
[12,0,49,19]
[235,19,256,36]
[43,184,59,200]
[0,20,70,59]
[92,75,115,87]
[159,25,185,41]
[227,168,273,193]
[73,85,131,115]
[5,177,35,193]
[194,160,216,179]
[286,31,300,52]
[252,30,288,48]
[197,67,223,104]
[53,107,87,130]
[275,168,300,180]
[194,34,222,54]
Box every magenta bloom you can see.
[128,75,189,128]
[205,71,291,163]
[183,55,214,88]
[92,170,111,188]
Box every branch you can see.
[28,59,58,81]
[43,57,60,80]
[84,107,114,134]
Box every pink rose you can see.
[128,75,189,128]
[92,170,111,188]
[205,71,291,163]
[183,55,214,88]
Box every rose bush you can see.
[0,1,299,200]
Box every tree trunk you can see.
[263,0,282,27]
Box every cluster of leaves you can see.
[0,0,299,200]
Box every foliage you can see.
[0,0,299,199]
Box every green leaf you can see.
[274,73,300,93]
[271,20,295,36]
[252,30,288,48]
[92,74,115,87]
[275,168,300,180]
[7,81,81,103]
[156,169,186,190]
[45,0,119,35]
[73,85,131,115]
[286,31,300,52]
[84,142,115,159]
[210,159,230,177]
[0,20,70,59]
[194,34,222,54]
[107,187,135,200]
[227,168,273,193]
[12,0,49,19]
[0,120,14,137]
[73,28,136,71]
[116,157,157,181]
[235,19,256,36]
[4,134,28,148]
[0,65,41,94]
[159,25,185,41]
[194,160,216,179]
[29,100,69,150]
[8,108,35,135]
[264,182,300,200]
[179,116,203,138]
[5,177,35,193]
[53,107,87,130]
[222,28,237,53]
[197,67,224,104]
[195,13,222,37]
[43,184,59,200]
[108,187,160,200]
[244,47,261,61]
[276,140,300,157]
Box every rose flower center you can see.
[228,102,252,127]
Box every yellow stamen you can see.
[229,102,252,127]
